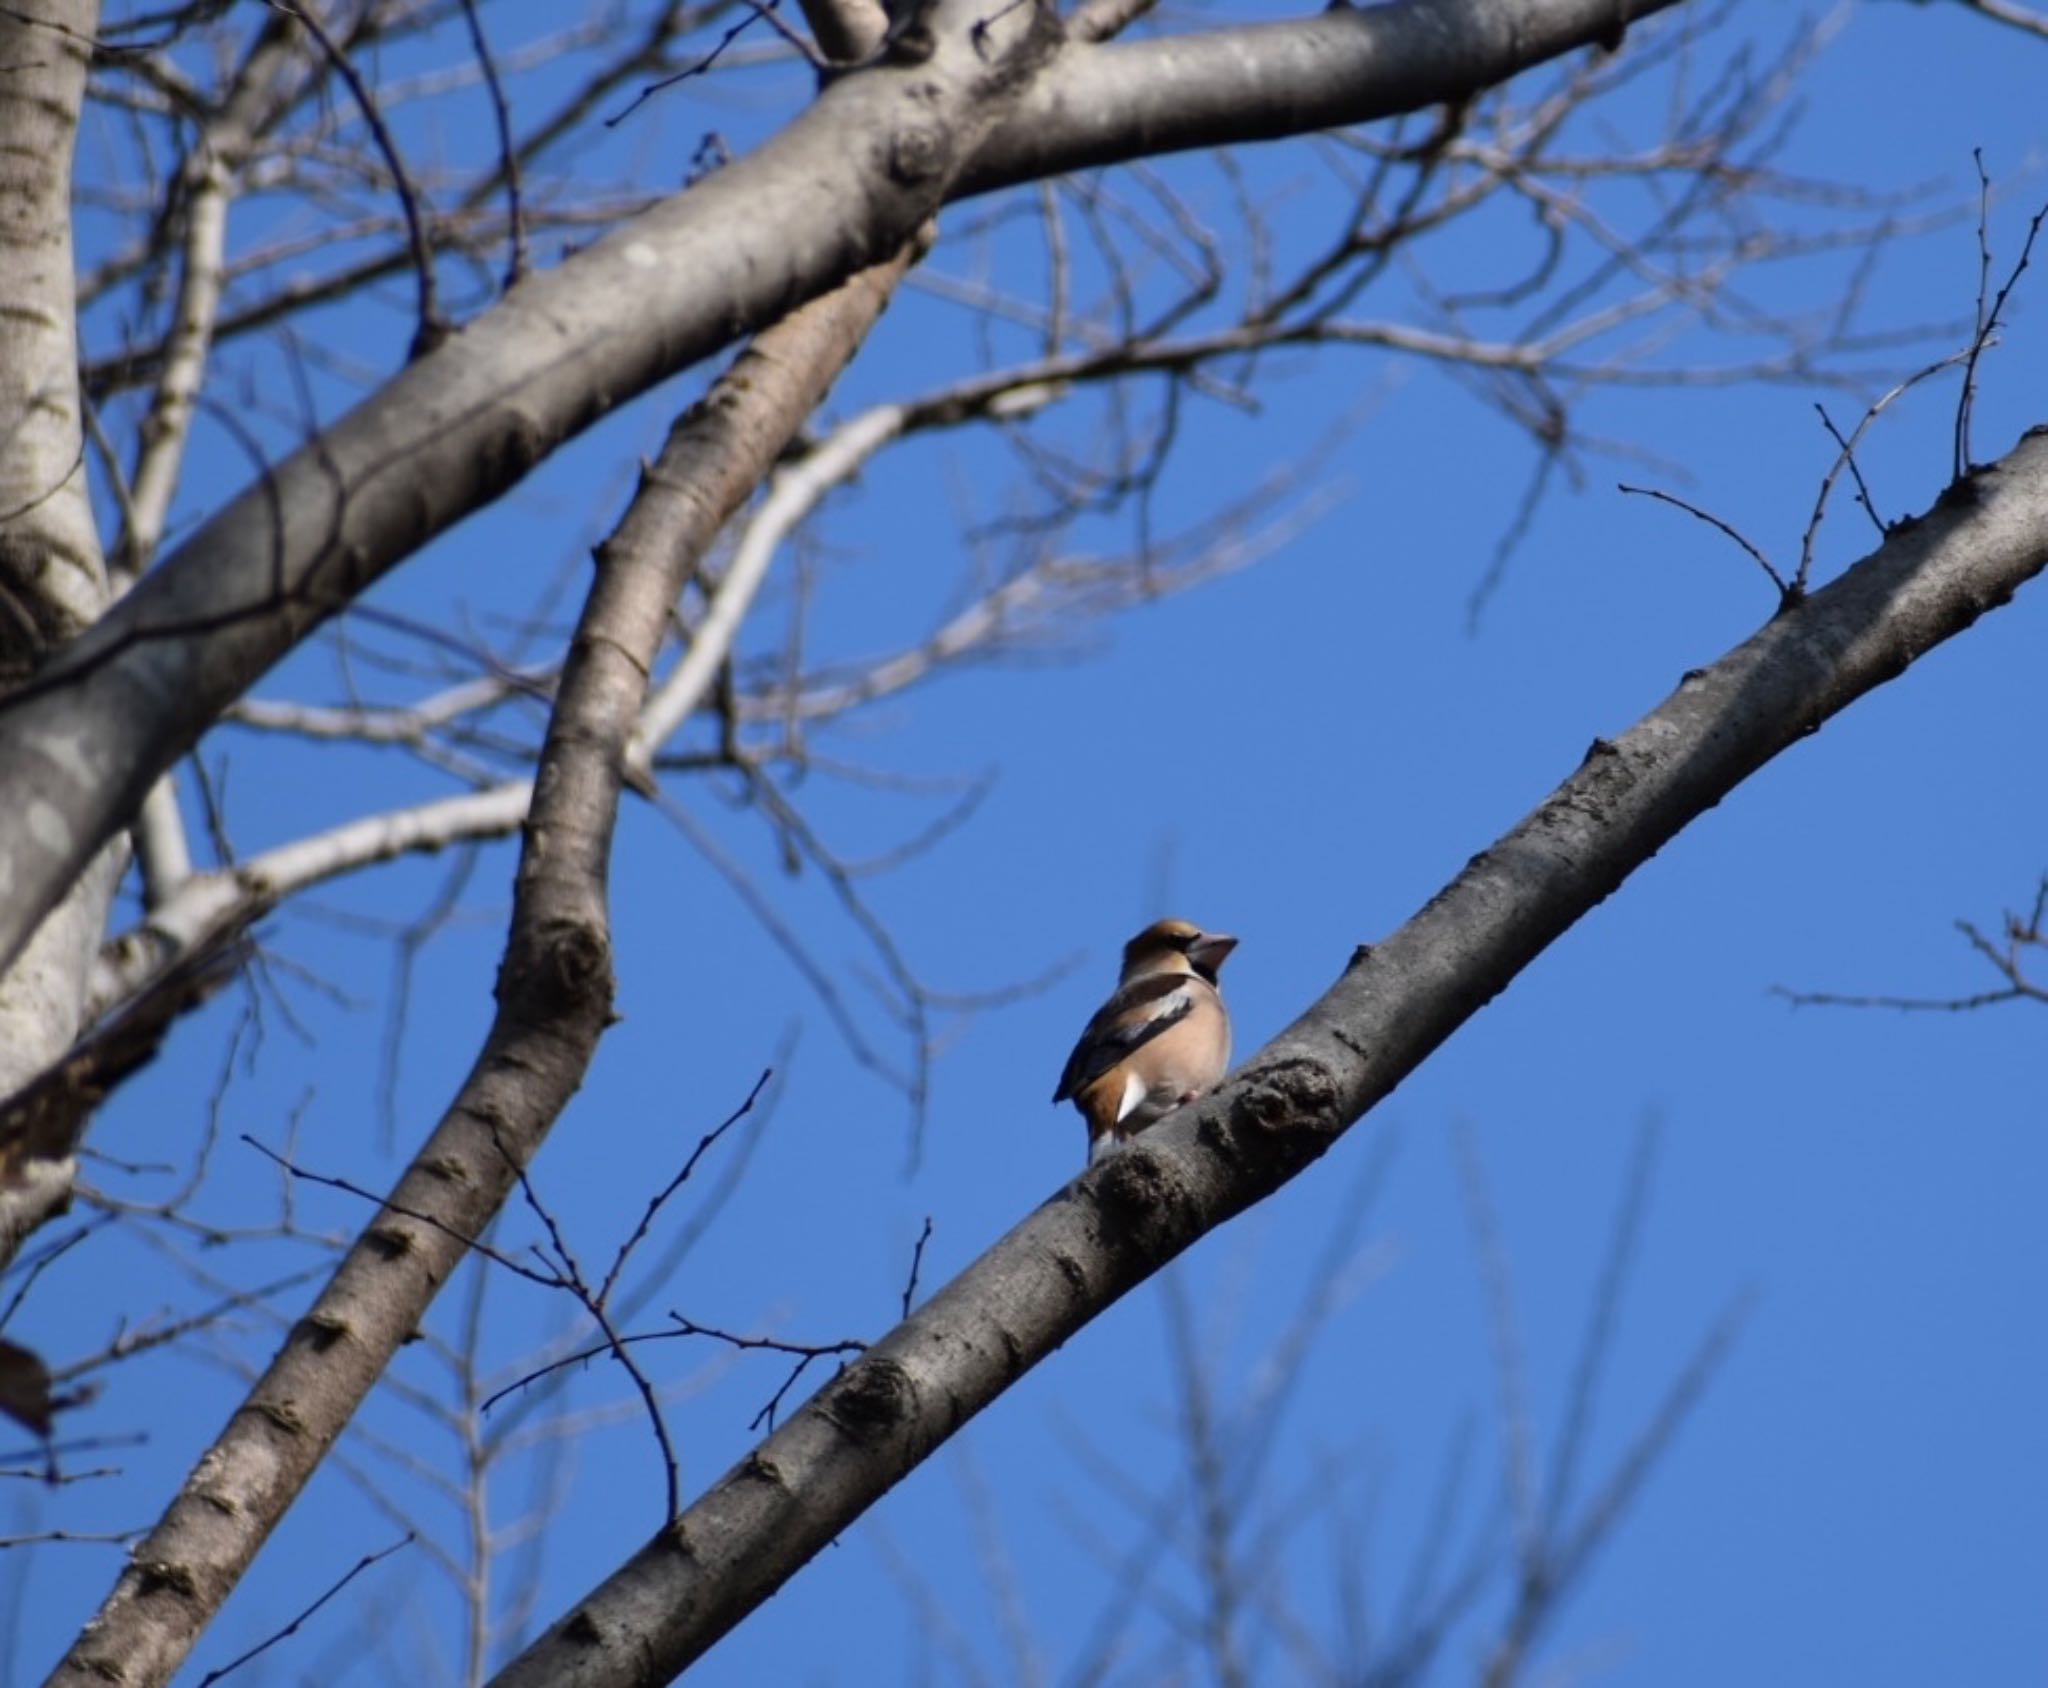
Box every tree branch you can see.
[489,423,2048,1688]
[0,0,126,1265]
[47,237,927,1688]
[0,0,1679,979]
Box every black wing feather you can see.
[1052,974,1194,1103]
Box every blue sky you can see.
[8,3,2046,1684]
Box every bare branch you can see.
[0,0,1689,979]
[1618,482,1792,601]
[1775,876,2048,1013]
[1953,158,2047,476]
[260,2,450,356]
[900,1216,935,1320]
[193,1532,413,1687]
[490,424,2048,1688]
[51,226,930,1688]
[455,0,527,288]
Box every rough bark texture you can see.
[488,427,2048,1688]
[0,0,102,680]
[0,0,1680,979]
[0,0,121,1262]
[46,248,924,1688]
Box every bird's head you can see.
[1121,918,1239,985]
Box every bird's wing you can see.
[1052,974,1195,1103]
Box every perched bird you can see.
[1053,919,1238,1164]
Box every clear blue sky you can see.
[10,3,2046,1684]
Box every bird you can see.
[1052,918,1238,1164]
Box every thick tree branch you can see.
[47,241,926,1688]
[0,0,103,674]
[489,424,2048,1688]
[0,0,1679,978]
[0,0,123,1264]
[961,0,1654,197]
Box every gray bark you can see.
[0,0,121,1259]
[488,427,2048,1688]
[46,246,926,1688]
[0,1,102,678]
[961,0,1646,196]
[0,0,1679,980]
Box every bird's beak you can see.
[1187,933,1238,972]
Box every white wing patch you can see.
[1115,1068,1150,1124]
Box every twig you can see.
[1812,405,1883,538]
[1618,481,1791,601]
[491,1134,681,1518]
[195,1532,413,1685]
[262,1,448,356]
[597,1068,775,1309]
[0,1528,146,1550]
[1799,348,1970,588]
[900,1216,934,1320]
[52,1267,331,1384]
[1954,159,2047,478]
[457,0,527,288]
[1775,878,2047,1013]
[606,1,791,128]
[666,1314,867,1432]
[241,1136,562,1289]
[480,1327,697,1417]
[0,1223,100,1332]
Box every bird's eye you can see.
[1177,932,1199,952]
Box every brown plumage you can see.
[1053,918,1237,1163]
